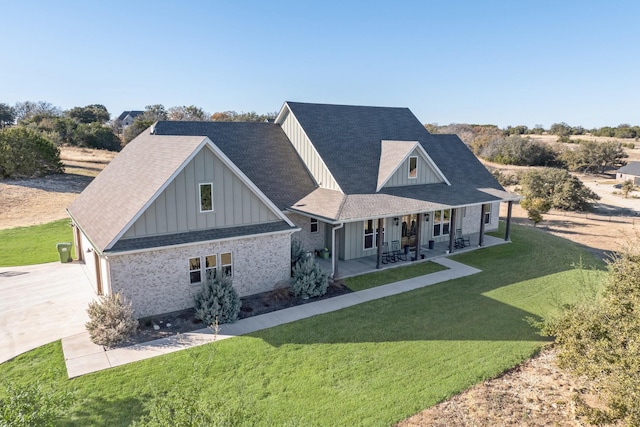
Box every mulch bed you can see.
[120,280,352,347]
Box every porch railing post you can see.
[479,204,486,247]
[376,218,384,269]
[448,208,456,253]
[505,201,513,241]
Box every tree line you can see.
[0,100,276,179]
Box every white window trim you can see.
[199,182,214,213]
[484,204,492,224]
[205,254,217,281]
[433,209,451,237]
[408,156,418,179]
[310,218,318,234]
[363,219,381,250]
[220,251,233,277]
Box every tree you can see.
[0,127,63,178]
[210,110,276,122]
[520,197,550,226]
[479,135,559,166]
[167,105,208,121]
[13,101,61,123]
[75,122,121,150]
[518,168,600,211]
[66,104,110,124]
[549,122,572,137]
[141,104,168,121]
[560,141,628,174]
[0,103,15,127]
[622,179,634,198]
[123,118,154,143]
[541,239,640,425]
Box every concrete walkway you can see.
[0,262,96,364]
[62,257,481,378]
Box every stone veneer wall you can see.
[287,212,327,253]
[460,202,500,234]
[107,232,291,318]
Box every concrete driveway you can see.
[0,262,96,364]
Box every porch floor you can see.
[316,233,507,279]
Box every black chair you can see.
[382,242,395,263]
[455,229,470,248]
[392,240,406,261]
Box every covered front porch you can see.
[316,232,506,279]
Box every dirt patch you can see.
[397,346,606,427]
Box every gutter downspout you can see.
[331,222,345,279]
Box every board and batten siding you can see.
[278,109,341,191]
[339,219,389,261]
[122,146,279,239]
[383,149,443,188]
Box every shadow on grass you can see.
[66,395,146,427]
[256,224,601,347]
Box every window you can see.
[189,257,201,284]
[310,218,318,233]
[484,203,492,224]
[205,254,217,280]
[199,183,213,212]
[408,156,417,179]
[221,252,233,277]
[432,209,451,237]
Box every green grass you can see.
[0,219,75,267]
[344,261,448,291]
[0,223,606,426]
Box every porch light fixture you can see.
[394,217,399,226]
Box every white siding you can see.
[122,146,280,239]
[279,109,341,191]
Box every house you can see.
[67,101,518,319]
[615,161,640,185]
[116,110,144,129]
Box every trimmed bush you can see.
[291,238,306,271]
[291,257,328,299]
[194,274,241,325]
[85,292,138,347]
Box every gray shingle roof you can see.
[109,221,292,253]
[68,132,208,252]
[617,161,640,176]
[152,121,317,210]
[117,110,144,121]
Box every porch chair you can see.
[382,242,395,264]
[455,229,470,249]
[391,240,407,261]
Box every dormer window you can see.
[408,156,417,179]
[199,183,213,212]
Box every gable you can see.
[377,141,447,190]
[121,145,281,240]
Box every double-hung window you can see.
[483,203,492,224]
[364,219,376,250]
[205,255,217,281]
[432,209,451,237]
[310,218,318,233]
[190,252,233,284]
[189,257,202,284]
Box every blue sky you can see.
[1,1,638,128]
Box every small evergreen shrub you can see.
[0,382,72,427]
[85,292,138,347]
[291,238,307,271]
[194,274,241,325]
[291,257,329,299]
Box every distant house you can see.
[116,110,144,129]
[67,101,518,319]
[616,161,640,185]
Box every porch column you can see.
[479,204,486,247]
[505,201,513,241]
[376,217,384,269]
[332,223,344,279]
[414,213,422,260]
[448,208,456,253]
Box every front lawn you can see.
[0,219,75,267]
[0,223,605,426]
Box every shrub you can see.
[0,127,63,178]
[518,168,600,211]
[291,257,328,299]
[291,238,307,272]
[194,274,241,325]
[85,292,138,347]
[0,382,72,427]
